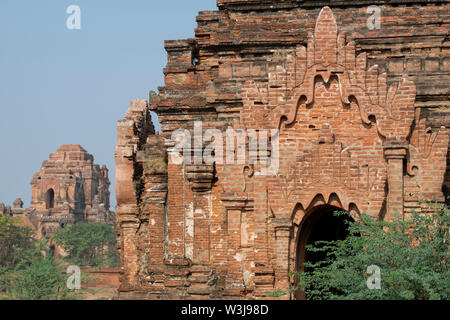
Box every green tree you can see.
[294,204,449,300]
[0,215,35,268]
[4,248,68,300]
[0,216,90,300]
[52,223,119,267]
[0,241,74,300]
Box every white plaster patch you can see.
[243,270,251,286]
[186,202,194,260]
[241,222,249,247]
[186,246,193,260]
[234,252,244,262]
[187,203,194,238]
[195,208,207,219]
[151,219,156,226]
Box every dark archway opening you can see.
[305,207,353,270]
[46,189,55,209]
[49,245,55,256]
[295,205,354,300]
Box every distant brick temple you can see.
[1,145,114,237]
[115,1,450,299]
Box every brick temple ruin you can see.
[0,145,114,238]
[115,1,450,299]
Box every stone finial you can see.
[101,165,109,178]
[13,198,24,209]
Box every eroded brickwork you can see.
[115,1,450,299]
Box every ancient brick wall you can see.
[115,0,449,299]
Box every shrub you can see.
[293,204,449,300]
[0,241,74,300]
[0,215,35,268]
[52,223,119,267]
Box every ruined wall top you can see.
[216,0,447,10]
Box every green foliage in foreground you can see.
[0,217,117,300]
[0,244,70,300]
[0,216,66,300]
[0,215,35,268]
[292,204,449,300]
[0,239,76,300]
[52,223,119,267]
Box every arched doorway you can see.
[294,204,354,300]
[46,189,55,209]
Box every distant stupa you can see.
[0,145,115,237]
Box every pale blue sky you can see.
[0,0,218,209]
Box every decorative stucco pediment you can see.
[235,6,448,219]
[239,7,417,144]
